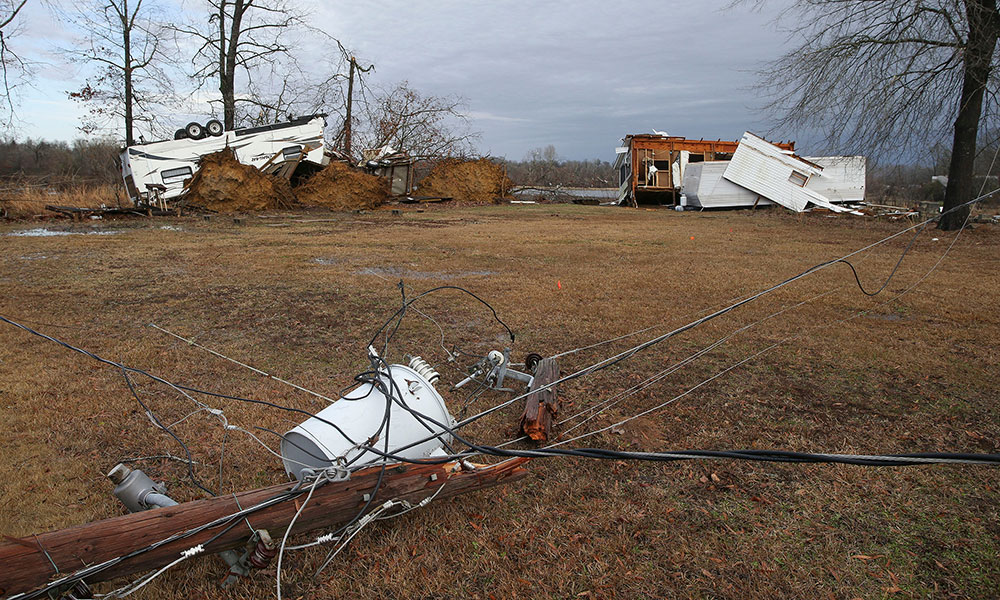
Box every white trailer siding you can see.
[121,115,326,204]
[682,161,771,208]
[684,156,865,209]
[723,132,827,212]
[802,156,866,203]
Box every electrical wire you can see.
[276,471,325,600]
[121,369,216,497]
[149,323,339,404]
[367,284,516,350]
[373,187,1000,459]
[3,187,998,600]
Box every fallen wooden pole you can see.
[0,458,529,598]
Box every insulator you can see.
[487,350,505,367]
[248,531,277,570]
[408,355,440,385]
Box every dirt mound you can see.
[183,149,294,212]
[415,158,513,205]
[295,162,388,210]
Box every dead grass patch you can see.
[0,184,125,219]
[0,206,997,598]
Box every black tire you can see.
[205,119,224,137]
[174,128,188,140]
[184,122,205,140]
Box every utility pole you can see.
[343,55,373,159]
[345,56,355,157]
[0,459,529,597]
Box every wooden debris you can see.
[519,357,560,442]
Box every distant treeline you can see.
[500,146,615,187]
[0,138,121,185]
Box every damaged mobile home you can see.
[614,131,865,212]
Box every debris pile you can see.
[183,149,295,212]
[614,131,867,213]
[415,158,513,205]
[295,162,388,210]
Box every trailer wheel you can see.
[184,122,205,140]
[173,128,187,140]
[205,119,224,137]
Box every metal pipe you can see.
[142,493,178,509]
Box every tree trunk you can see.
[122,0,134,146]
[223,1,243,130]
[940,0,999,230]
[217,0,236,130]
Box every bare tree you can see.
[0,0,28,126]
[752,0,1000,229]
[358,81,478,160]
[521,145,560,186]
[174,0,315,130]
[231,56,348,128]
[62,0,173,145]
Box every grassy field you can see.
[1,204,998,599]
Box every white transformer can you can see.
[280,363,454,480]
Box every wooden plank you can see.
[519,358,560,442]
[0,459,529,598]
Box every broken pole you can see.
[345,56,355,157]
[519,357,560,442]
[0,459,529,598]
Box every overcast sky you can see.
[13,0,796,161]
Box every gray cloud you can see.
[315,0,794,160]
[18,0,796,157]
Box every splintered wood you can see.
[519,357,560,442]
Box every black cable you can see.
[172,384,363,447]
[371,357,458,455]
[366,284,516,349]
[331,369,1000,469]
[381,279,408,356]
[833,219,928,297]
[121,368,216,497]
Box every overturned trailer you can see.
[720,133,865,213]
[120,114,328,208]
[684,155,866,210]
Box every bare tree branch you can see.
[60,0,178,144]
[748,0,1000,230]
[0,0,29,127]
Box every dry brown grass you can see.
[0,205,998,599]
[0,184,126,219]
